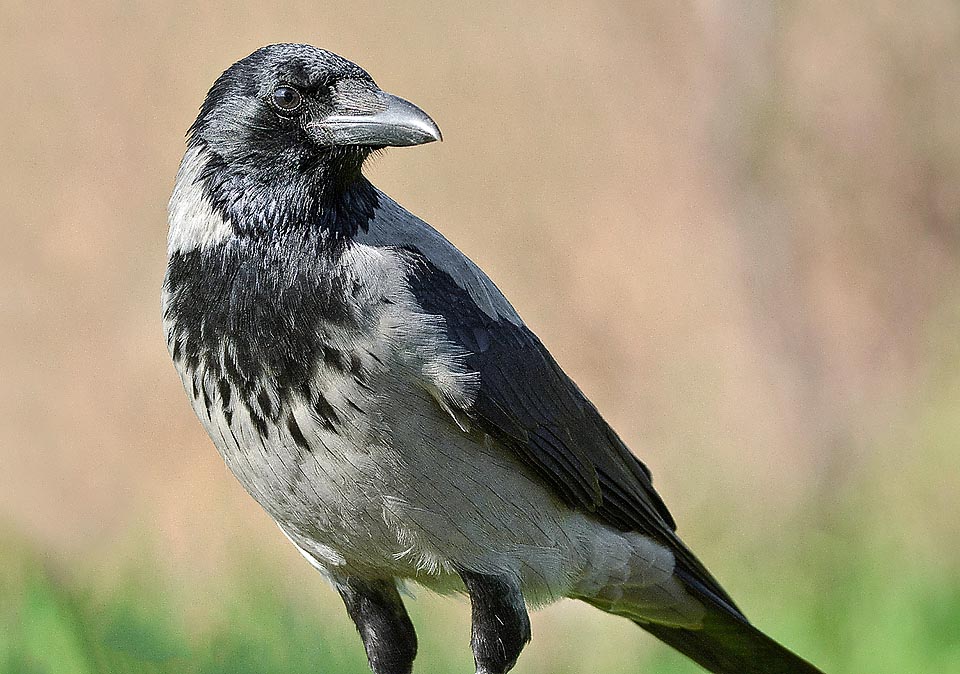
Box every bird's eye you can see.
[271,85,303,113]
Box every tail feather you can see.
[587,556,826,673]
[629,536,826,673]
[637,610,824,674]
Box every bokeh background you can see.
[2,1,959,672]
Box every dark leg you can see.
[336,577,417,674]
[458,570,531,674]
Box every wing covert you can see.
[401,248,678,539]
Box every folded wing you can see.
[358,190,741,619]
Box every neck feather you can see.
[167,143,379,255]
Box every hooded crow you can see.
[163,43,825,674]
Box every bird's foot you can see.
[458,569,531,674]
[335,576,417,674]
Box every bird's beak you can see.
[309,91,442,147]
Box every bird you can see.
[163,43,825,674]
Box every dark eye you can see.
[271,85,303,113]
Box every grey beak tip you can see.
[380,91,442,147]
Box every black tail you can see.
[637,609,824,674]
[620,529,827,674]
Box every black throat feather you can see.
[193,138,379,242]
[164,144,378,437]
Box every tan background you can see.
[2,1,959,669]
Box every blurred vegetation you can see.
[1,540,370,674]
[2,1,959,673]
[4,467,960,674]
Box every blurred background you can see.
[2,1,959,672]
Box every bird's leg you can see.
[458,569,531,674]
[336,577,417,674]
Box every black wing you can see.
[403,249,676,538]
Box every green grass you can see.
[0,544,374,674]
[4,497,960,674]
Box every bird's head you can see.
[175,44,440,242]
[190,43,440,180]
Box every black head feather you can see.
[187,44,385,240]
